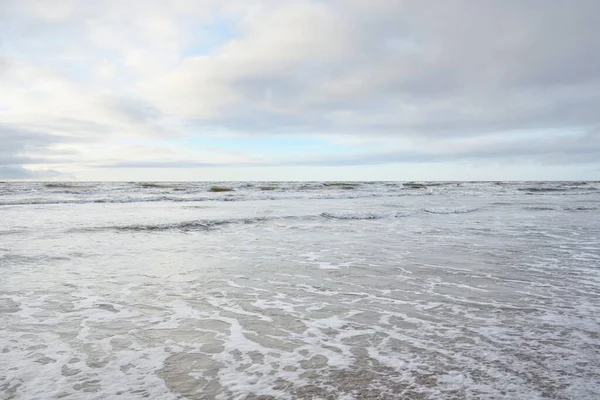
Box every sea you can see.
[1,181,599,399]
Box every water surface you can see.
[1,181,599,399]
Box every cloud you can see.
[0,125,73,162]
[1,0,599,178]
[0,124,76,179]
[0,165,63,179]
[147,1,600,139]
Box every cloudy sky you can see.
[1,0,599,181]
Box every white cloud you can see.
[13,0,75,21]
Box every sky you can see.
[1,0,599,181]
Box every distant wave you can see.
[518,188,598,196]
[524,205,598,211]
[0,196,210,207]
[423,206,480,214]
[0,192,419,207]
[44,183,85,189]
[562,206,598,211]
[558,181,592,187]
[134,182,175,189]
[2,181,599,207]
[321,211,387,220]
[518,187,568,193]
[524,206,556,211]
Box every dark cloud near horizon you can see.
[0,125,73,178]
[0,165,62,179]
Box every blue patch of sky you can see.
[183,17,238,57]
[178,136,368,157]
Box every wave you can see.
[401,181,462,189]
[423,206,480,214]
[0,197,206,207]
[518,187,568,193]
[72,207,483,234]
[524,205,598,211]
[558,181,594,187]
[0,191,424,207]
[321,211,384,220]
[76,216,283,233]
[320,211,412,220]
[524,206,556,211]
[44,183,99,190]
[0,229,26,236]
[322,182,360,189]
[135,182,175,189]
[80,212,393,232]
[44,183,83,189]
[2,181,599,208]
[562,206,598,211]
[403,183,428,189]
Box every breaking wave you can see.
[76,216,286,233]
[73,208,486,234]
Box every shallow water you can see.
[1,181,599,399]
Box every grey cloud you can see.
[284,129,600,167]
[170,0,600,145]
[109,96,163,126]
[0,125,75,178]
[1,126,68,158]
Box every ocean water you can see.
[1,181,599,400]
